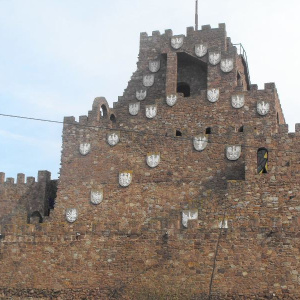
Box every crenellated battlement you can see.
[1,21,299,299]
[0,170,57,231]
[139,23,230,57]
[114,24,252,113]
[62,80,288,140]
[140,23,226,40]
[0,171,51,185]
[63,97,116,128]
[246,82,277,93]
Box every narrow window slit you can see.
[257,148,268,174]
[176,130,182,137]
[100,105,108,118]
[110,114,116,123]
[206,127,211,134]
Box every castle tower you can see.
[54,23,289,224]
[0,24,299,299]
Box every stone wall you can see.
[0,171,57,226]
[0,23,299,299]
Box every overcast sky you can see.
[0,0,299,180]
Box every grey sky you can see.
[0,0,299,179]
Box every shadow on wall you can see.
[201,163,245,197]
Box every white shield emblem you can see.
[146,153,160,168]
[209,51,221,65]
[219,219,228,229]
[129,103,140,116]
[107,132,120,146]
[166,95,177,106]
[226,145,242,161]
[193,135,208,151]
[143,74,155,87]
[220,58,234,72]
[171,36,184,49]
[257,101,270,116]
[195,44,207,57]
[136,90,147,101]
[119,171,132,187]
[182,209,198,228]
[149,60,160,73]
[90,190,103,205]
[145,105,157,119]
[66,208,78,223]
[207,88,219,103]
[79,143,91,156]
[231,94,245,109]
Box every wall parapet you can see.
[0,171,52,186]
[140,23,226,40]
[63,97,116,128]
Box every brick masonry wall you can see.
[0,171,57,226]
[0,24,299,299]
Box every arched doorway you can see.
[177,82,190,97]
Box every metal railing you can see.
[233,43,251,86]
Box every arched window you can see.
[177,82,190,97]
[100,105,108,118]
[206,127,212,134]
[238,126,244,133]
[110,114,116,123]
[257,148,268,174]
[29,211,43,224]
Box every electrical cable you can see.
[0,113,299,154]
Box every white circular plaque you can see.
[91,190,103,205]
[119,172,132,187]
[226,145,242,161]
[193,135,208,151]
[257,101,270,116]
[107,133,120,146]
[195,44,207,57]
[220,58,234,73]
[79,143,91,156]
[231,95,245,109]
[146,153,160,168]
[207,89,219,103]
[66,208,78,223]
[166,95,177,106]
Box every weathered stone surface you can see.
[0,23,299,299]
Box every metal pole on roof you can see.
[195,0,199,30]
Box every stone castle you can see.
[0,23,299,299]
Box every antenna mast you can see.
[195,0,199,30]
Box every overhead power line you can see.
[0,113,299,154]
